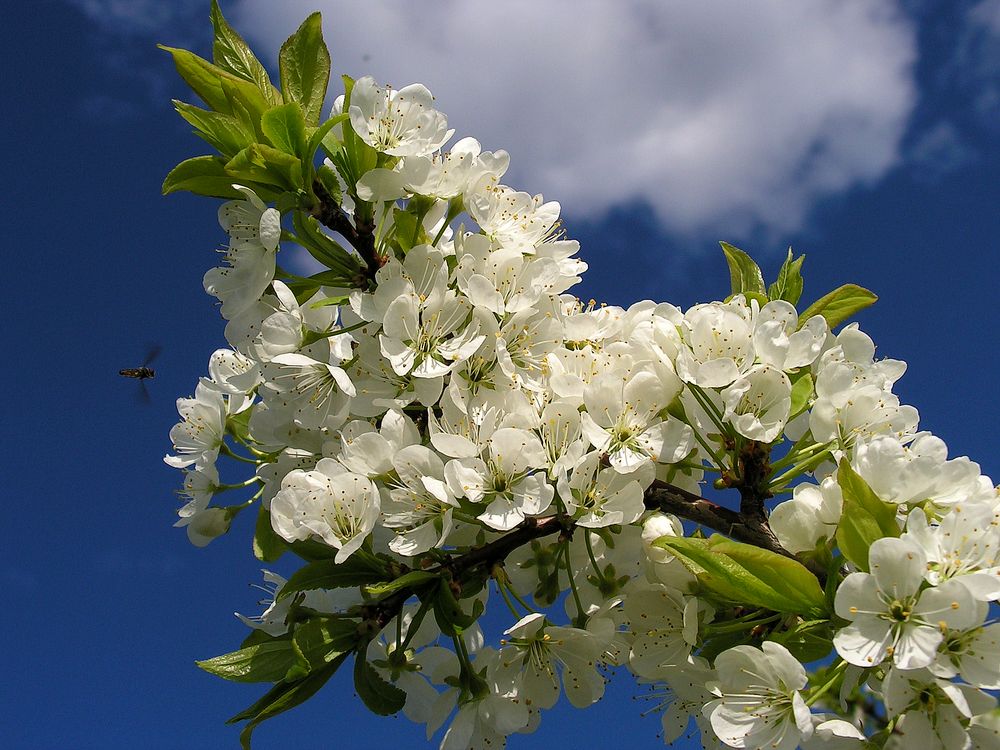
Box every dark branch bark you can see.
[371,515,568,628]
[369,480,823,629]
[644,479,794,561]
[735,440,773,523]
[310,179,379,286]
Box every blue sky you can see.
[3,1,999,748]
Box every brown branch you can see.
[371,515,568,628]
[731,440,773,522]
[310,179,379,286]
[369,476,825,630]
[643,479,794,560]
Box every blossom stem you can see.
[562,541,587,626]
[583,531,603,577]
[215,477,264,491]
[806,659,848,707]
[312,178,380,286]
[220,443,260,465]
[690,430,729,472]
[496,577,525,618]
[306,320,369,340]
[687,384,727,429]
[399,596,433,652]
[702,613,780,635]
[674,459,722,474]
[768,449,833,492]
[768,442,828,473]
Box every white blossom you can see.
[347,77,452,157]
[270,458,380,563]
[833,537,979,668]
[704,641,813,750]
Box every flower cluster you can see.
[163,10,999,749]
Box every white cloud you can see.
[961,0,1000,123]
[234,0,917,234]
[67,0,203,35]
[907,120,976,180]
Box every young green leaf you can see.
[768,248,805,305]
[799,284,878,330]
[287,617,359,679]
[432,578,483,636]
[720,242,766,297]
[292,212,362,276]
[788,372,814,420]
[163,155,277,200]
[159,45,269,119]
[314,163,343,204]
[210,0,279,106]
[197,641,296,683]
[225,144,303,191]
[261,103,308,159]
[390,206,430,252]
[276,556,390,602]
[229,655,347,750]
[252,504,286,562]
[278,12,331,126]
[706,536,827,616]
[172,100,254,157]
[363,570,438,598]
[769,619,834,663]
[353,651,407,716]
[835,458,900,571]
[655,536,825,614]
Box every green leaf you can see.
[240,628,284,650]
[432,578,483,636]
[835,458,900,571]
[788,372,814,420]
[225,144,303,191]
[287,617,359,680]
[363,570,438,598]
[769,619,834,663]
[197,641,296,683]
[305,113,348,166]
[308,294,351,309]
[277,556,390,602]
[252,504,286,562]
[333,74,378,200]
[698,629,754,662]
[799,284,878,330]
[210,0,279,106]
[706,536,828,616]
[292,212,362,275]
[261,103,308,159]
[655,536,824,614]
[720,242,766,297]
[159,45,269,119]
[173,100,254,157]
[768,249,806,305]
[230,654,347,750]
[314,163,343,203]
[163,155,275,200]
[219,78,267,141]
[279,12,331,126]
[354,651,406,716]
[391,207,430,252]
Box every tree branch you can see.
[369,476,823,630]
[310,178,379,286]
[643,479,794,561]
[371,515,568,629]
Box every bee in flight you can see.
[120,345,161,402]
[119,365,156,379]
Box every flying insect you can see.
[120,345,161,403]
